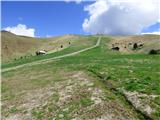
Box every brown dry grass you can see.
[1,31,79,62]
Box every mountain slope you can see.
[1,31,79,62]
[1,36,160,120]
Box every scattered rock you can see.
[123,90,159,118]
[59,114,64,118]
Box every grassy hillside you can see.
[1,34,97,69]
[1,35,160,120]
[1,31,80,62]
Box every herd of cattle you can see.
[111,42,144,51]
[13,39,159,61]
[111,42,160,54]
[35,41,159,56]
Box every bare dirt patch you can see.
[123,90,160,118]
[2,71,140,120]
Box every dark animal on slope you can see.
[149,49,160,55]
[112,47,120,51]
[139,43,144,47]
[133,43,138,50]
[128,42,132,45]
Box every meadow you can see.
[2,36,160,120]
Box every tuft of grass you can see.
[80,98,93,107]
[8,106,19,114]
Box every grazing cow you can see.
[139,43,144,47]
[36,50,47,56]
[111,47,120,51]
[149,49,160,55]
[132,43,144,50]
[128,42,132,45]
[133,43,138,50]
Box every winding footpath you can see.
[2,37,101,72]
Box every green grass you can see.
[1,36,160,119]
[3,35,159,95]
[9,106,18,113]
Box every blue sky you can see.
[1,1,160,37]
[1,1,92,37]
[142,22,160,33]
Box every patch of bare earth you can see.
[123,90,160,119]
[2,87,55,120]
[53,71,136,120]
[2,71,137,120]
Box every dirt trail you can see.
[2,37,101,72]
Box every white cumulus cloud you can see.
[4,24,35,37]
[83,0,160,35]
[141,31,160,35]
[141,29,160,35]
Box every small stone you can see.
[129,70,133,73]
[87,82,94,87]
[59,114,64,118]
[63,108,69,112]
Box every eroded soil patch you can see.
[2,71,139,120]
